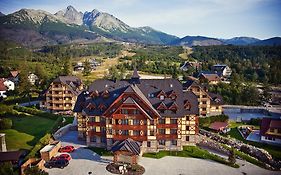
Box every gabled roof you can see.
[111,138,141,155]
[208,92,224,105]
[75,72,199,118]
[10,71,19,78]
[209,122,228,131]
[52,76,82,95]
[200,73,220,81]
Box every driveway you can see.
[46,131,279,175]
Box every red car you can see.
[59,146,75,153]
[51,154,72,161]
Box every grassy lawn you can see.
[143,146,239,168]
[86,147,113,156]
[0,115,55,151]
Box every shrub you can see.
[0,118,13,129]
[24,166,48,175]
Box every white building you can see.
[3,79,15,91]
[211,64,232,78]
[28,73,38,85]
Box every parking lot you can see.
[46,131,280,175]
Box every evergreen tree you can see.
[83,59,91,76]
[228,147,236,165]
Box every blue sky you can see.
[0,0,280,39]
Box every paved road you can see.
[19,100,40,107]
[46,131,280,175]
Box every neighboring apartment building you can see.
[74,69,199,153]
[183,80,223,117]
[198,73,221,85]
[260,118,281,145]
[211,64,232,79]
[40,76,83,113]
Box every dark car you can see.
[45,159,69,169]
[59,145,75,153]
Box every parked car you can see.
[45,159,69,169]
[51,154,72,161]
[59,145,75,153]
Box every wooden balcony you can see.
[156,134,177,140]
[113,135,147,141]
[157,124,178,128]
[112,124,147,130]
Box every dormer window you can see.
[157,102,167,113]
[168,91,177,100]
[184,100,191,110]
[86,103,96,110]
[157,90,166,100]
[101,90,109,98]
[98,103,106,111]
[90,90,99,97]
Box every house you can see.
[199,73,221,85]
[183,80,223,117]
[180,61,201,71]
[260,118,281,145]
[211,64,232,78]
[9,70,20,84]
[0,79,7,99]
[3,79,15,91]
[40,76,83,113]
[209,122,229,133]
[28,73,38,85]
[74,69,199,153]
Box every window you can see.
[202,108,207,111]
[186,136,190,141]
[159,129,165,134]
[160,95,165,101]
[121,119,128,125]
[202,101,207,104]
[216,106,219,110]
[159,140,165,146]
[171,119,177,124]
[133,130,140,136]
[171,129,177,134]
[101,137,106,143]
[186,126,190,131]
[121,109,128,114]
[147,141,151,147]
[90,136,97,142]
[123,130,129,135]
[101,127,106,133]
[150,130,155,136]
[171,140,177,146]
[133,109,140,115]
[278,129,281,134]
[159,119,165,124]
[133,119,140,125]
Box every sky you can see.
[0,0,280,39]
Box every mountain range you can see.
[0,5,280,47]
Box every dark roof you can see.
[131,68,140,79]
[10,71,19,78]
[111,138,141,155]
[183,91,199,115]
[208,92,224,105]
[74,76,199,118]
[52,76,82,95]
[0,151,22,162]
[260,118,281,139]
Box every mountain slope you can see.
[82,9,178,44]
[55,5,83,25]
[0,8,102,47]
[0,12,5,16]
[251,37,281,46]
[170,36,224,46]
[224,37,260,45]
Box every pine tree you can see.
[83,59,91,76]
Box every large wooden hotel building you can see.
[74,70,200,153]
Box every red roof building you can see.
[209,122,229,132]
[260,118,281,145]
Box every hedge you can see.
[0,118,13,130]
[199,114,229,127]
[13,106,61,120]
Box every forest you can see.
[191,45,281,84]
